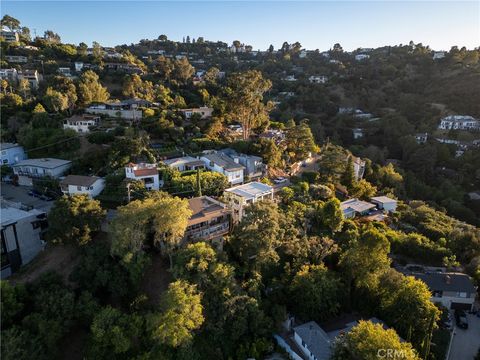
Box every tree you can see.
[311,198,344,233]
[92,41,104,61]
[155,56,174,80]
[342,156,356,189]
[44,30,61,43]
[122,74,155,101]
[89,306,142,359]
[77,70,109,106]
[48,76,78,111]
[47,195,106,245]
[18,79,30,100]
[226,70,273,140]
[149,280,204,348]
[110,192,191,269]
[285,119,319,162]
[332,320,420,360]
[42,87,68,113]
[173,57,194,84]
[340,227,391,291]
[229,200,282,271]
[1,15,20,31]
[289,264,345,322]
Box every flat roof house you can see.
[179,106,213,120]
[200,152,245,185]
[1,27,19,42]
[184,196,231,247]
[371,196,398,213]
[60,175,105,198]
[1,202,47,278]
[1,143,26,165]
[438,115,480,131]
[125,163,161,191]
[219,149,266,180]
[224,181,274,222]
[340,198,376,219]
[13,158,72,186]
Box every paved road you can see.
[448,312,480,360]
[1,183,55,213]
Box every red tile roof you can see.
[133,168,158,177]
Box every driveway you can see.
[1,183,55,213]
[448,312,480,360]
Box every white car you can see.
[273,177,288,184]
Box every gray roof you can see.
[409,272,476,293]
[60,175,100,187]
[1,143,23,150]
[293,321,332,360]
[225,181,273,199]
[371,196,397,204]
[13,158,72,169]
[340,198,376,213]
[202,153,245,171]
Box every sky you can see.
[2,1,479,51]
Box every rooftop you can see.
[371,196,397,204]
[60,175,101,187]
[202,153,245,171]
[1,204,44,227]
[1,143,23,150]
[13,158,72,169]
[406,271,476,294]
[187,196,230,226]
[293,321,332,360]
[442,115,477,122]
[340,198,376,213]
[225,181,273,199]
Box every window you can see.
[77,186,82,191]
[3,159,8,164]
[1,232,10,269]
[301,340,306,348]
[457,292,467,298]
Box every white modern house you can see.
[371,196,398,213]
[340,198,376,219]
[18,69,41,89]
[438,115,480,131]
[200,152,245,185]
[60,175,105,198]
[163,156,205,172]
[1,27,19,42]
[1,143,26,165]
[355,54,370,61]
[352,156,366,180]
[308,75,328,84]
[1,203,47,278]
[433,51,446,60]
[125,163,161,190]
[179,106,213,120]
[224,181,274,222]
[13,158,72,186]
[63,114,100,133]
[0,68,18,82]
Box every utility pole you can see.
[196,168,202,197]
[126,182,131,203]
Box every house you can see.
[86,101,144,120]
[293,321,331,360]
[355,54,370,61]
[352,156,366,180]
[5,55,28,63]
[299,50,308,58]
[404,268,477,311]
[224,181,274,222]
[200,152,245,185]
[162,156,205,172]
[1,28,19,42]
[18,69,40,89]
[58,67,72,77]
[340,198,376,219]
[433,51,446,60]
[259,129,286,144]
[352,128,364,139]
[415,133,428,144]
[218,149,267,179]
[74,62,84,72]
[371,196,397,213]
[13,158,72,186]
[0,68,19,82]
[104,62,143,74]
[63,114,100,133]
[184,196,231,246]
[179,106,213,120]
[1,143,26,165]
[1,202,47,278]
[60,175,105,198]
[125,163,161,190]
[283,75,297,82]
[308,75,328,84]
[438,115,480,131]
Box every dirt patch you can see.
[140,253,173,306]
[9,243,79,286]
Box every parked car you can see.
[455,309,468,329]
[273,177,288,184]
[28,189,42,197]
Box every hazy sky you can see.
[2,1,479,51]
